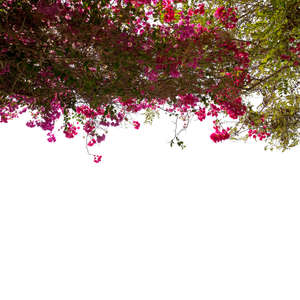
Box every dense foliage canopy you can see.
[0,0,299,162]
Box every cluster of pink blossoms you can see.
[93,155,102,163]
[88,138,96,147]
[187,4,205,17]
[64,123,79,138]
[210,125,230,143]
[214,6,238,29]
[164,4,175,23]
[47,132,56,143]
[248,128,271,141]
[216,96,246,119]
[195,108,206,121]
[248,116,271,141]
[133,121,141,129]
[176,94,200,112]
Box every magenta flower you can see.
[133,121,140,129]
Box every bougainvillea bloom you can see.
[93,155,102,163]
[133,121,141,129]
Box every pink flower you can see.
[214,6,238,29]
[210,126,230,143]
[195,108,206,121]
[88,67,97,72]
[83,120,95,134]
[63,123,78,138]
[96,134,106,143]
[47,133,56,143]
[133,121,140,129]
[280,54,291,60]
[196,3,205,15]
[88,138,96,146]
[214,6,225,18]
[170,69,181,78]
[26,120,36,128]
[164,5,175,23]
[93,155,102,163]
[147,70,158,81]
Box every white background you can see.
[0,106,299,300]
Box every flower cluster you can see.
[88,138,96,147]
[248,128,270,141]
[93,155,102,163]
[26,120,36,128]
[214,6,238,29]
[210,125,230,143]
[195,108,206,121]
[164,5,175,23]
[217,96,247,119]
[133,121,141,129]
[83,120,95,134]
[47,132,56,143]
[63,123,78,138]
[96,134,106,143]
[187,3,205,16]
[177,94,200,112]
[207,104,221,117]
[247,116,271,141]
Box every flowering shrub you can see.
[0,0,298,162]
